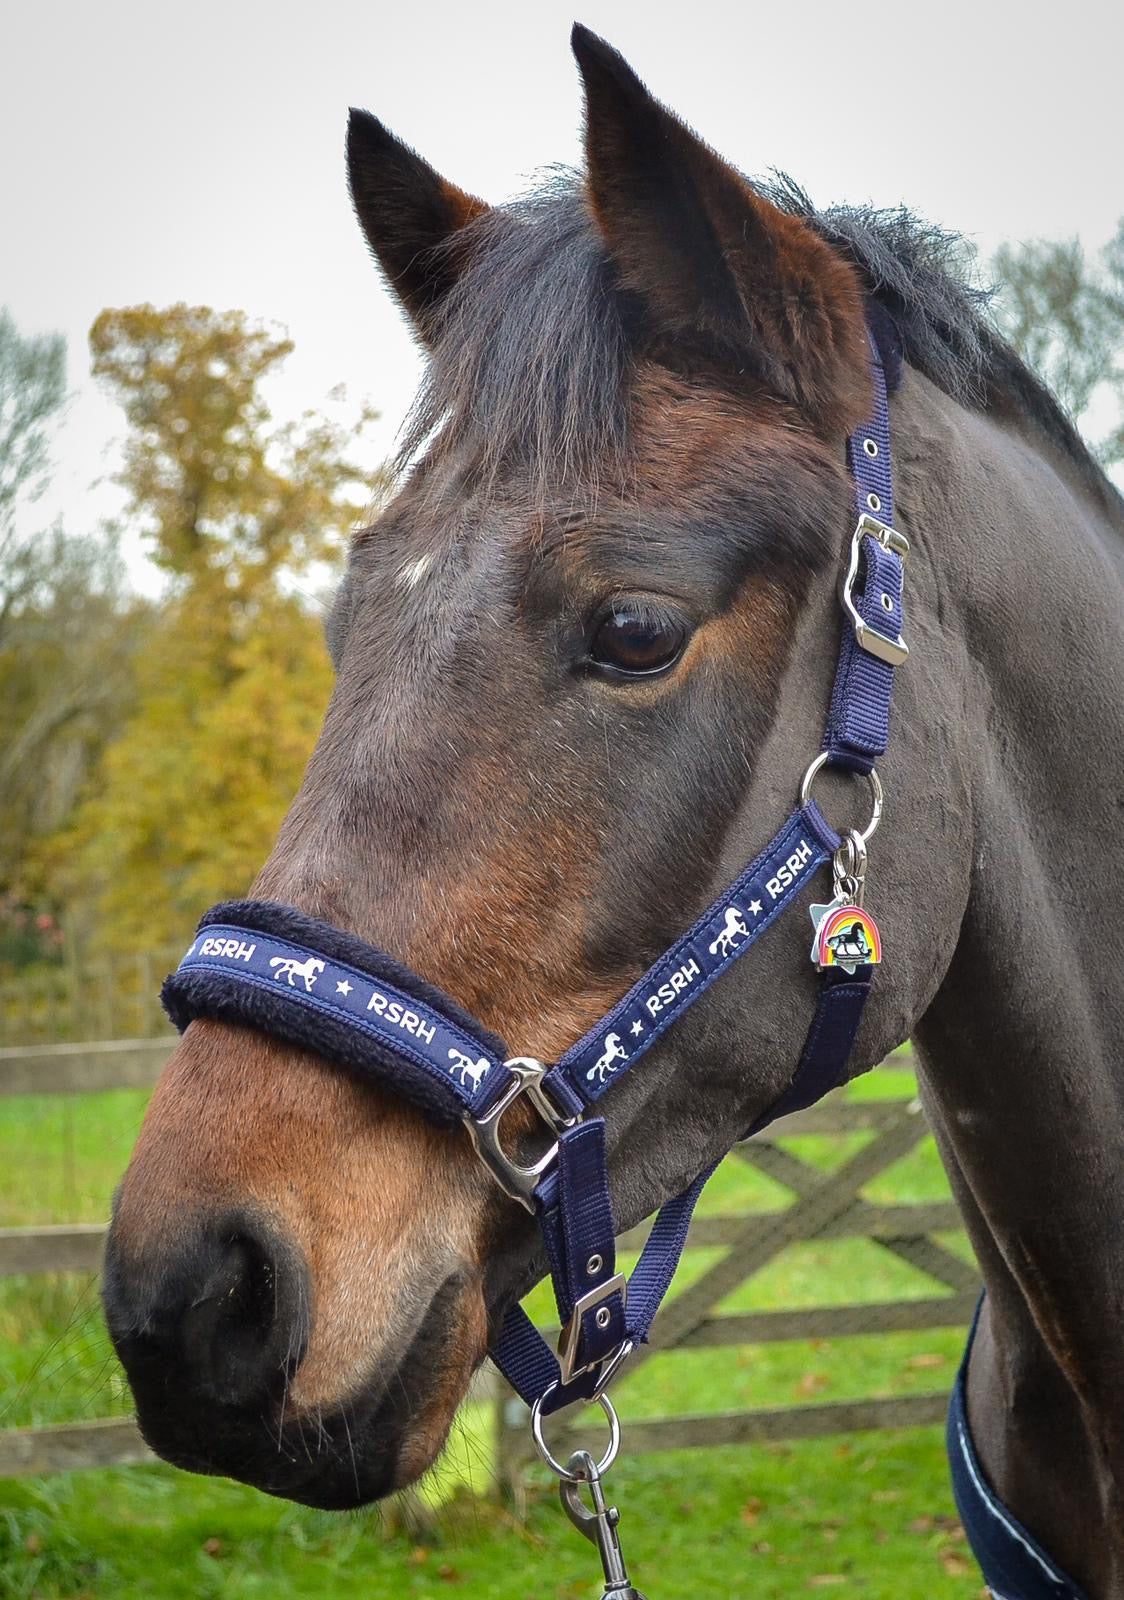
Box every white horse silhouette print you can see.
[268,955,325,992]
[588,1031,628,1085]
[708,906,750,959]
[446,1048,490,1093]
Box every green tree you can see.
[0,307,66,592]
[0,313,139,965]
[55,306,382,953]
[992,220,1124,465]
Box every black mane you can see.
[761,175,1114,502]
[401,169,1112,504]
[400,175,630,491]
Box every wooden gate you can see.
[0,1041,978,1485]
[495,1081,979,1489]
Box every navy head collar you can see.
[164,324,908,1423]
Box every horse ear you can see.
[347,108,490,338]
[570,26,870,432]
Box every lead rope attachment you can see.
[531,1395,646,1596]
[560,1451,647,1599]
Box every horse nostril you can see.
[105,1211,310,1412]
[180,1231,289,1405]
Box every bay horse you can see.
[102,26,1124,1595]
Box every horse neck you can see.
[902,372,1124,1585]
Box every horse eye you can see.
[589,607,689,677]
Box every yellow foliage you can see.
[45,305,384,955]
[54,592,334,952]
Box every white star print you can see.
[631,1020,644,1036]
[748,900,763,917]
[336,979,353,996]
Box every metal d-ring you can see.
[464,1057,577,1213]
[530,1388,621,1480]
[799,751,883,845]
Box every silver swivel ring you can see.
[799,751,883,845]
[530,1386,621,1480]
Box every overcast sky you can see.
[4,0,1121,573]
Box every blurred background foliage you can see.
[991,220,1124,461]
[0,222,1121,977]
[1,304,384,969]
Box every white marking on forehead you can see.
[397,553,433,590]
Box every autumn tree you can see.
[55,305,383,954]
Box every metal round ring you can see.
[799,752,883,845]
[530,1388,621,1480]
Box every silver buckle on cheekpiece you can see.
[841,514,910,666]
[464,1057,577,1211]
[557,1275,628,1385]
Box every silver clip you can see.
[832,826,868,907]
[560,1450,648,1599]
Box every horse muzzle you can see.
[102,1200,483,1507]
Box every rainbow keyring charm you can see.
[809,899,883,974]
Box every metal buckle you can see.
[589,1337,635,1401]
[464,1057,576,1212]
[840,514,909,667]
[557,1274,628,1385]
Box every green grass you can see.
[0,1066,985,1598]
[0,1435,979,1600]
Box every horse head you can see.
[102,28,974,1509]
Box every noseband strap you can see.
[164,901,509,1127]
[163,320,906,1417]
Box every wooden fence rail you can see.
[495,1090,979,1489]
[0,952,184,1048]
[0,1038,171,1096]
[0,1419,152,1478]
[0,1040,979,1483]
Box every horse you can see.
[268,954,326,993]
[825,922,871,964]
[100,26,1124,1594]
[708,905,750,958]
[446,1047,491,1093]
[588,1030,628,1085]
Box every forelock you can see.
[398,172,632,501]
